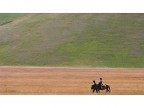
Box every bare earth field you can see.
[0,66,144,95]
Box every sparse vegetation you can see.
[0,21,12,26]
[0,67,144,94]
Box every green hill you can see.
[0,13,144,67]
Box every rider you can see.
[92,80,97,92]
[93,80,97,86]
[99,78,104,89]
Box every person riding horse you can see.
[91,78,111,93]
[99,78,104,89]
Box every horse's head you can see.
[91,84,95,90]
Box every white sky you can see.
[0,0,144,13]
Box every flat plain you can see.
[0,66,144,95]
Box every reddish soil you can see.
[0,66,144,95]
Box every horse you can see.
[91,83,111,93]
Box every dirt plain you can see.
[0,66,144,95]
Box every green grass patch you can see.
[0,13,144,67]
[0,13,27,26]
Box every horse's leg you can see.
[105,86,107,93]
[106,88,108,93]
[98,89,100,93]
[93,88,97,93]
[98,87,100,93]
[93,89,95,93]
[96,88,99,93]
[95,88,99,93]
[103,86,108,93]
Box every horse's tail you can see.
[106,84,111,92]
[108,85,111,92]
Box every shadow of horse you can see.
[91,83,111,93]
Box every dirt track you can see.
[0,66,144,95]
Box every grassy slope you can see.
[0,13,26,25]
[0,13,144,67]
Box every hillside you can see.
[0,14,26,26]
[0,13,144,67]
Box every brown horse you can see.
[91,83,111,93]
